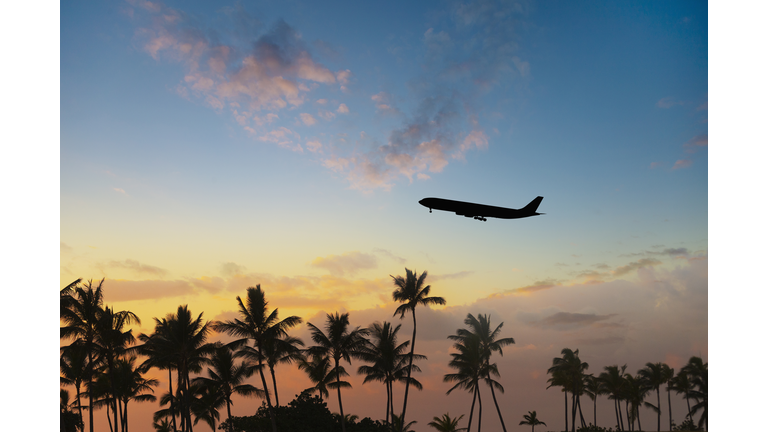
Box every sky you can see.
[15,0,748,430]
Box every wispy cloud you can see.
[310,251,378,276]
[103,259,169,278]
[657,97,684,108]
[672,159,693,170]
[684,134,708,153]
[533,312,618,330]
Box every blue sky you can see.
[15,0,759,430]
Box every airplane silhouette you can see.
[418,196,544,221]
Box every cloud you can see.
[258,127,302,151]
[657,97,684,108]
[102,279,194,301]
[612,258,662,277]
[684,134,708,153]
[299,113,317,126]
[113,188,127,195]
[649,161,663,169]
[373,248,407,264]
[317,110,335,121]
[672,159,693,170]
[306,140,322,153]
[337,103,349,114]
[534,312,618,330]
[220,262,246,277]
[429,271,474,282]
[132,6,344,140]
[104,259,168,278]
[310,251,378,276]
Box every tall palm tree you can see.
[599,365,627,431]
[262,334,304,406]
[682,357,707,430]
[623,373,650,431]
[113,356,158,432]
[391,268,446,432]
[546,367,570,432]
[95,305,141,432]
[519,411,546,432]
[212,285,302,432]
[445,332,485,432]
[583,374,604,427]
[661,364,675,432]
[306,312,369,432]
[157,305,215,432]
[60,278,106,432]
[138,318,180,432]
[428,413,466,432]
[638,362,669,431]
[357,321,425,425]
[548,349,588,432]
[452,314,514,432]
[192,344,263,432]
[670,368,694,423]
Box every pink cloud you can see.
[672,159,693,170]
[657,97,684,108]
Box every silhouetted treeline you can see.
[60,271,707,432]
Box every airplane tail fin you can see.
[522,196,544,214]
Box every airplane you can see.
[418,196,544,221]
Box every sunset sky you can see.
[47,0,719,431]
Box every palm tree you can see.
[548,348,588,432]
[583,374,604,427]
[599,365,627,431]
[682,357,707,430]
[519,411,546,432]
[192,344,263,432]
[357,321,425,425]
[61,343,89,427]
[452,314,514,432]
[61,388,84,432]
[670,368,694,423]
[60,278,106,432]
[623,373,650,431]
[262,334,304,406]
[428,413,467,432]
[211,285,302,432]
[95,305,141,432]
[391,268,446,431]
[156,305,216,432]
[188,383,224,432]
[391,414,418,432]
[138,318,181,432]
[444,332,484,432]
[297,354,339,401]
[661,364,675,432]
[113,356,158,432]
[546,367,570,432]
[306,312,369,432]
[638,362,669,431]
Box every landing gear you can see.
[473,216,487,221]
[429,208,432,213]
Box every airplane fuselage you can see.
[418,196,544,221]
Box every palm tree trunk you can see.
[124,401,129,432]
[625,400,631,431]
[75,382,84,428]
[256,356,278,432]
[385,380,391,425]
[227,397,233,432]
[636,404,642,432]
[564,390,568,432]
[666,386,672,432]
[577,396,586,428]
[400,310,418,432]
[593,395,597,427]
[168,368,177,432]
[571,393,577,432]
[335,358,346,432]
[488,380,507,432]
[614,399,622,431]
[477,384,483,432]
[467,386,477,432]
[269,364,280,406]
[656,387,661,431]
[88,351,95,432]
[685,392,692,422]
